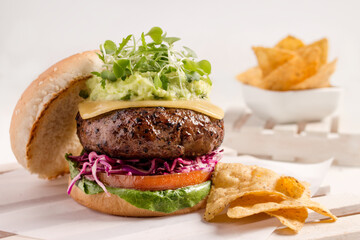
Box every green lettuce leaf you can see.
[67,158,210,213]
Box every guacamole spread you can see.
[84,27,213,101]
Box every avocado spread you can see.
[87,72,211,101]
[83,27,213,101]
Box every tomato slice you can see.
[98,170,212,191]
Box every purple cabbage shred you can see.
[67,149,223,195]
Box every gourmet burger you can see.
[10,27,224,216]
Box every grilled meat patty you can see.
[76,107,224,159]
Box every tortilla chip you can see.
[238,36,333,91]
[252,47,295,77]
[227,193,287,218]
[303,38,328,65]
[276,35,305,50]
[236,66,265,88]
[227,198,336,232]
[204,163,337,233]
[289,59,337,90]
[267,208,308,233]
[275,176,305,199]
[204,163,282,221]
[263,46,321,90]
[299,198,337,222]
[297,45,322,73]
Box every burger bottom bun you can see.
[69,178,207,217]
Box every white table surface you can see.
[1,158,359,240]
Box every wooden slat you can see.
[224,107,247,130]
[330,115,339,134]
[233,112,251,131]
[313,186,331,198]
[304,117,331,135]
[273,124,297,134]
[307,194,360,222]
[0,231,15,239]
[0,163,21,174]
[270,214,360,240]
[338,112,360,134]
[297,121,306,134]
[222,146,238,156]
[270,194,360,240]
[224,129,360,166]
[264,120,276,130]
[272,124,298,162]
[0,236,38,240]
[242,113,266,129]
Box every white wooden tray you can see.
[224,107,360,166]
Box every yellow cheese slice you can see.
[78,100,224,119]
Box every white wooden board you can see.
[270,194,360,240]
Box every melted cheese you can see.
[78,100,224,119]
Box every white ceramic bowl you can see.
[241,83,342,124]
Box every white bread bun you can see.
[10,50,209,217]
[69,178,207,217]
[10,51,102,179]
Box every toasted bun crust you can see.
[69,178,206,217]
[10,51,102,179]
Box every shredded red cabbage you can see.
[67,149,223,195]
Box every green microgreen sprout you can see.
[91,27,212,91]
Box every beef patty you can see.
[76,107,224,159]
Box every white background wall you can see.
[1,0,360,164]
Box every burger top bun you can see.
[10,51,102,179]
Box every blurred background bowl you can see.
[241,83,342,123]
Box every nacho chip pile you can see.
[237,36,337,91]
[204,163,337,233]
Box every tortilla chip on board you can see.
[267,208,308,233]
[204,163,337,233]
[275,176,305,199]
